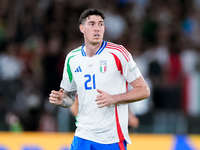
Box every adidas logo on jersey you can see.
[75,66,82,72]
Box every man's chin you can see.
[90,39,103,45]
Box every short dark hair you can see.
[79,8,105,24]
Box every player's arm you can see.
[95,75,150,108]
[49,89,77,108]
[60,90,77,108]
[128,108,139,128]
[116,75,150,104]
[70,96,79,117]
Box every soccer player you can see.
[49,8,150,150]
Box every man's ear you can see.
[79,24,84,33]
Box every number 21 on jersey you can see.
[84,74,96,90]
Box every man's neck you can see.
[85,41,103,57]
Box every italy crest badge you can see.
[100,60,107,73]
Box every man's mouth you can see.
[94,34,100,37]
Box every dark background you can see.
[0,0,200,134]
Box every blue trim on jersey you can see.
[95,41,107,55]
[81,44,87,57]
[81,41,107,57]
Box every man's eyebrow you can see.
[88,21,95,23]
[88,20,104,23]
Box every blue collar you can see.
[81,41,107,57]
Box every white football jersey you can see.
[60,41,141,144]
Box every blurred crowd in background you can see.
[0,0,200,133]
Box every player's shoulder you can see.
[106,42,131,62]
[106,42,129,54]
[69,46,82,55]
[106,42,125,50]
[66,46,82,58]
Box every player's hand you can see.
[95,89,115,108]
[49,89,64,105]
[128,114,139,128]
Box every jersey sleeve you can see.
[121,46,141,83]
[60,54,77,91]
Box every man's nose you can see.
[94,25,100,30]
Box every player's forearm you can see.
[59,90,77,108]
[70,97,78,117]
[114,86,150,104]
